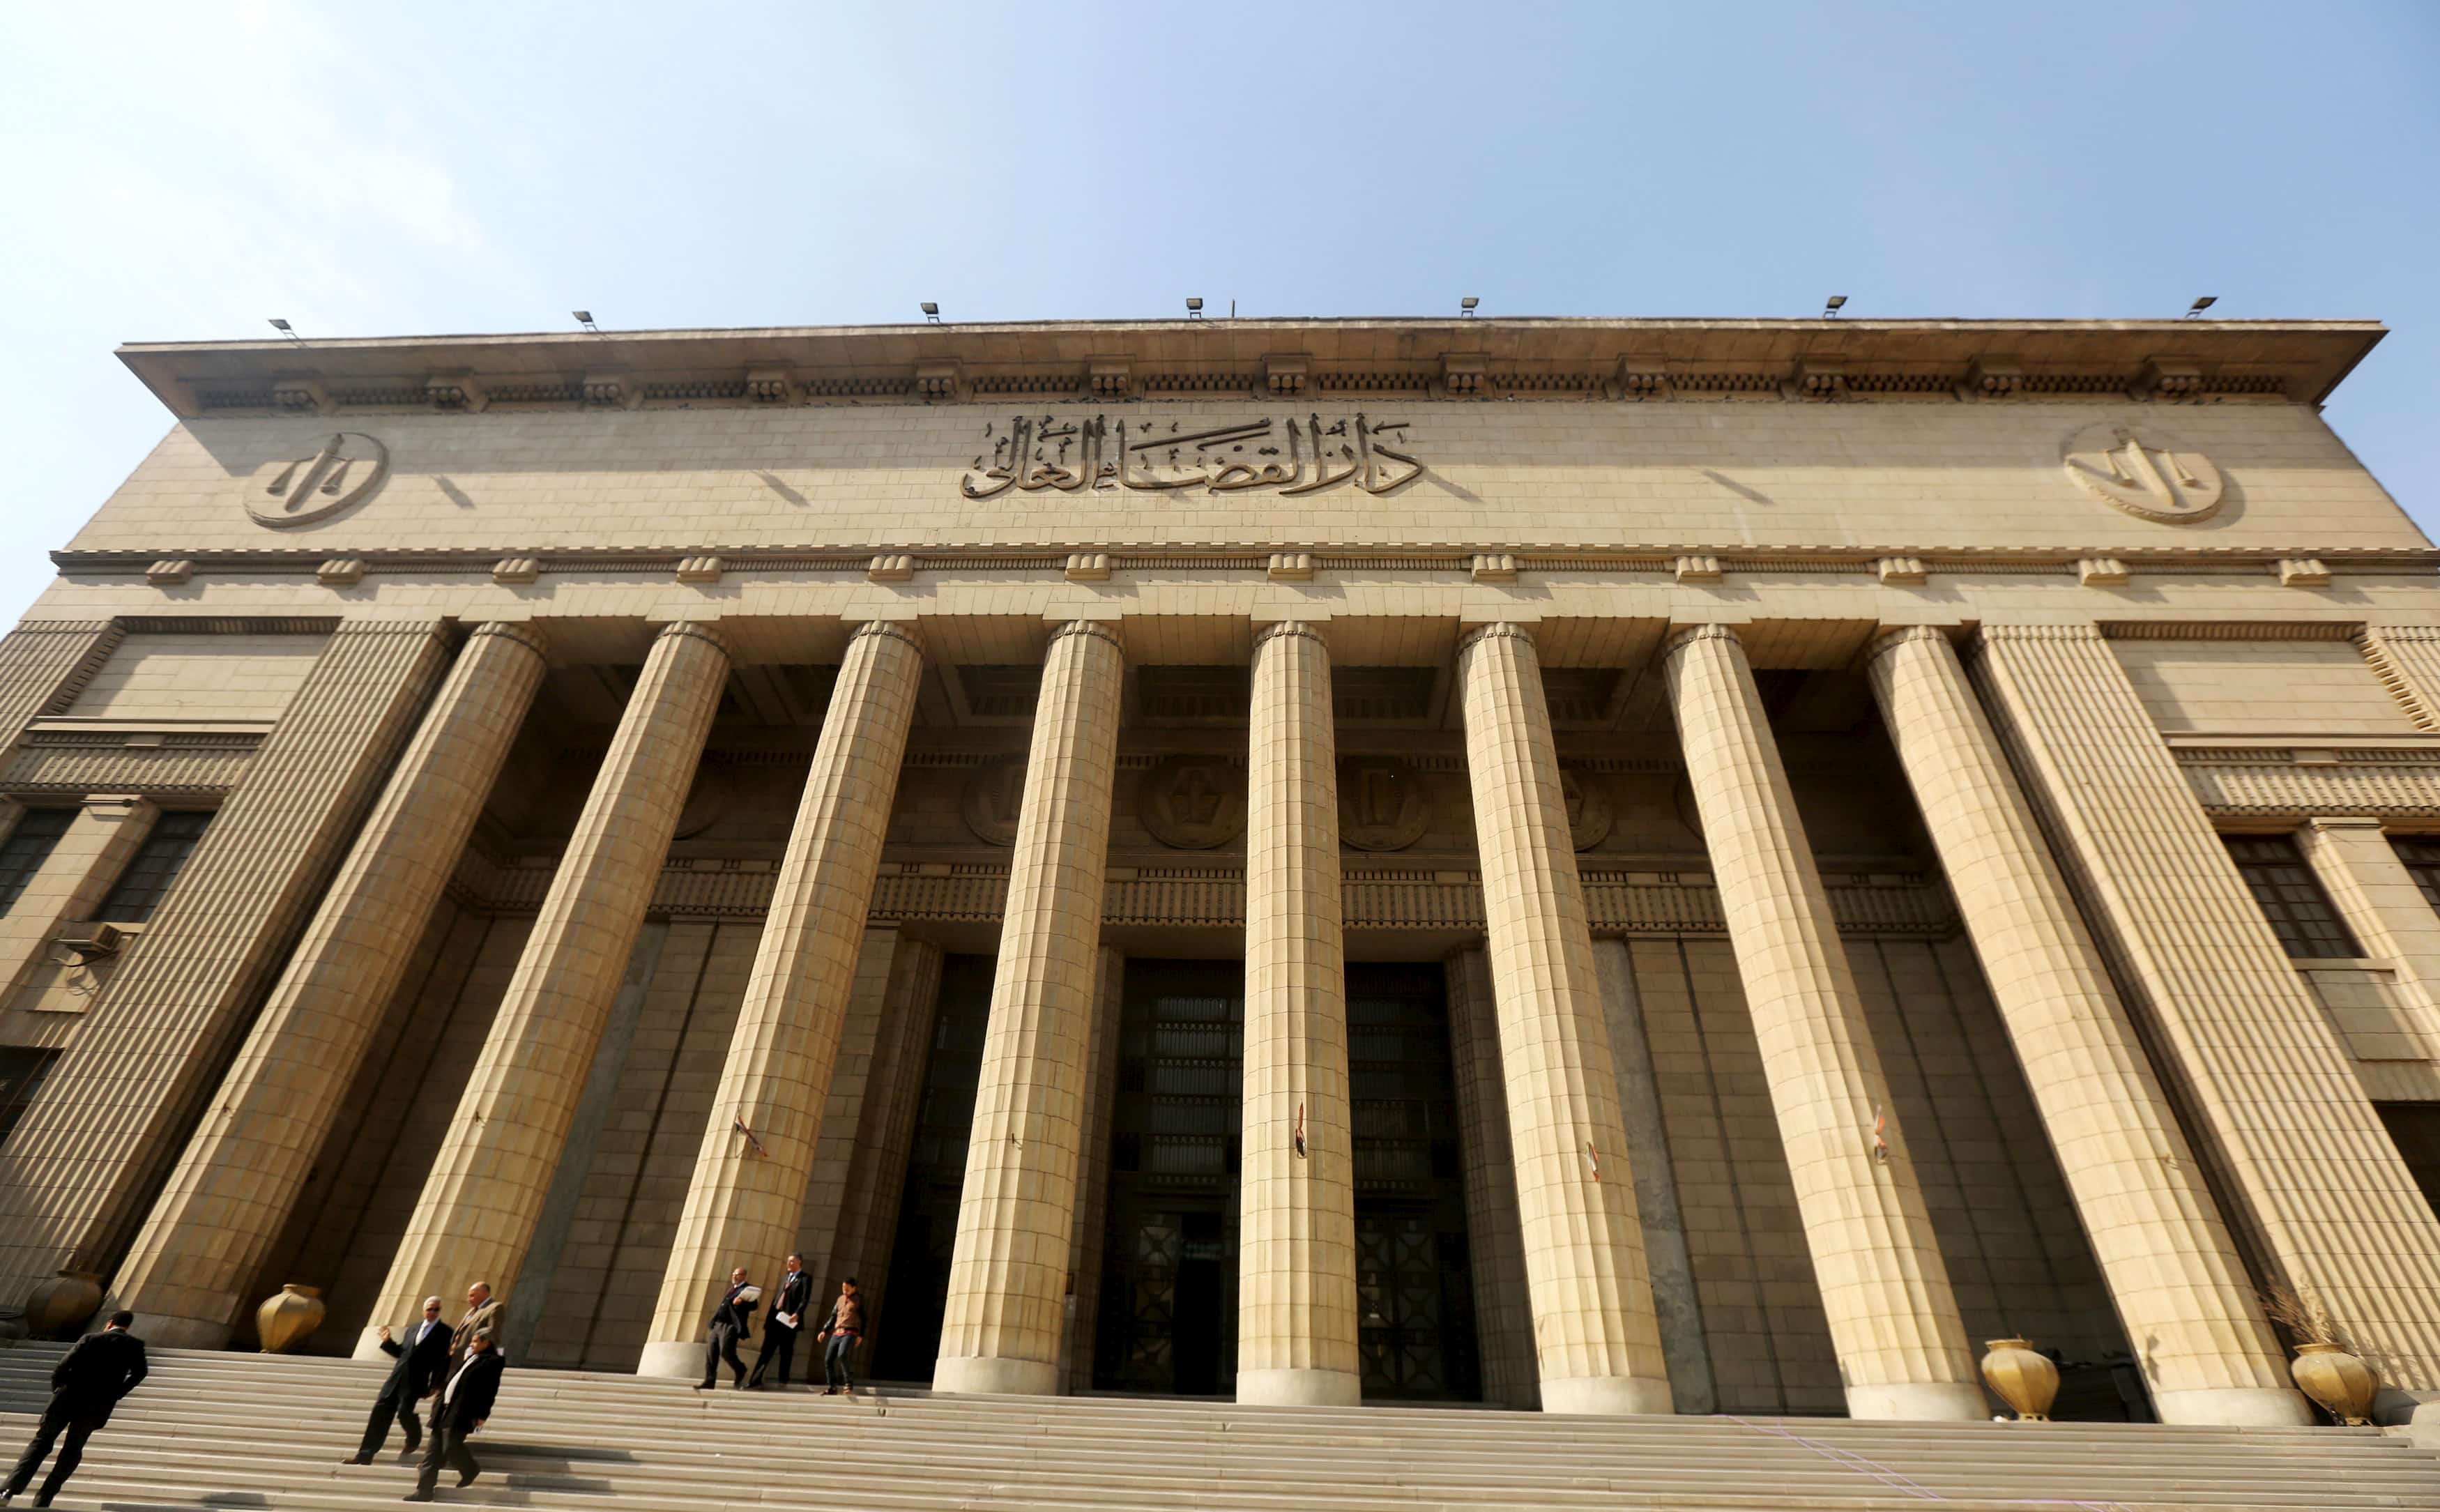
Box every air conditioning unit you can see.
[54,923,124,958]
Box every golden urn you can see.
[24,1271,102,1339]
[1980,1337,2059,1421]
[255,1283,327,1354]
[2289,1341,2378,1426]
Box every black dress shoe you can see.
[402,1493,434,1504]
[457,1469,480,1488]
[342,1453,372,1465]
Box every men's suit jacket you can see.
[49,1329,148,1426]
[710,1284,757,1339]
[450,1298,504,1364]
[767,1271,812,1332]
[381,1317,455,1396]
[435,1350,503,1433]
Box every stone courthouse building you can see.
[0,315,2436,1431]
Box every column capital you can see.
[466,620,551,662]
[1866,625,1951,664]
[1048,618,1123,653]
[851,619,927,659]
[1252,619,1329,655]
[1455,621,1534,657]
[654,619,733,661]
[1662,623,1740,660]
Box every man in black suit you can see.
[407,1328,502,1502]
[1,1310,148,1508]
[344,1295,452,1464]
[747,1253,812,1389]
[695,1267,756,1391]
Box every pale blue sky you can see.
[3,1,2434,624]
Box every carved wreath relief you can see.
[1338,756,1433,852]
[961,413,1424,498]
[2062,423,2224,524]
[960,757,1028,846]
[1136,756,1246,850]
[246,432,390,528]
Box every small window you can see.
[2224,834,2360,959]
[0,1047,63,1147]
[93,810,213,924]
[2393,837,2440,917]
[0,809,75,915]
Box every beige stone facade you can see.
[0,316,2434,1426]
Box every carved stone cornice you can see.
[121,317,2379,418]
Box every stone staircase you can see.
[1,1343,2434,1511]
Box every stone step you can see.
[20,1427,2438,1509]
[1,1391,2407,1480]
[19,1409,2430,1491]
[0,1344,2426,1512]
[0,1352,2372,1453]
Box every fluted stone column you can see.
[820,937,946,1341]
[1237,621,1362,1406]
[1663,623,1981,1421]
[1867,626,2307,1426]
[639,621,924,1378]
[358,620,729,1354]
[1591,938,1716,1414]
[1443,947,1539,1410]
[114,622,550,1347]
[0,618,450,1305]
[1455,623,1672,1416]
[1976,623,2440,1393]
[935,620,1124,1396]
[1060,945,1124,1393]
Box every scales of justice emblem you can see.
[245,432,390,528]
[2061,423,2225,524]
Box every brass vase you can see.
[24,1271,102,1339]
[2289,1341,2378,1426]
[255,1283,326,1354]
[1980,1337,2059,1421]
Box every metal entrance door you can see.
[1348,963,1481,1400]
[1095,961,1243,1393]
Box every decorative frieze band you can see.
[457,855,1958,936]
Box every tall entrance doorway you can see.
[1094,959,1481,1399]
[876,954,1480,1398]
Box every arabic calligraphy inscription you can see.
[961,413,1424,499]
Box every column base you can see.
[934,1354,1060,1397]
[1539,1374,1676,1416]
[635,1340,703,1380]
[129,1313,234,1352]
[1237,1367,1362,1407]
[1845,1381,1989,1421]
[2151,1384,2317,1427]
